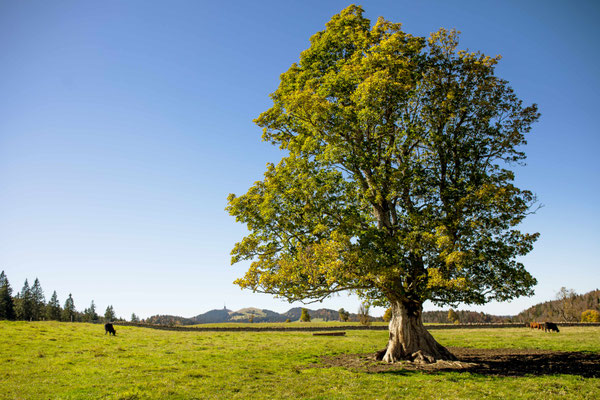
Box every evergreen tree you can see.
[104,305,116,322]
[46,291,61,321]
[130,313,140,323]
[62,293,76,322]
[31,278,46,321]
[15,279,34,321]
[0,271,16,320]
[83,300,98,322]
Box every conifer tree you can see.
[104,305,116,322]
[46,291,62,321]
[62,293,76,322]
[31,278,46,321]
[0,271,16,320]
[15,279,34,321]
[83,300,99,322]
[131,313,140,323]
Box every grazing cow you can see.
[535,322,543,330]
[529,322,538,329]
[105,323,116,336]
[544,322,560,333]
[530,322,544,330]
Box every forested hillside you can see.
[143,315,195,326]
[421,310,510,324]
[516,289,600,322]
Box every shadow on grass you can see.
[319,348,600,378]
[452,349,600,378]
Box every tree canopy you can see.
[227,5,539,315]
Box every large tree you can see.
[227,5,539,362]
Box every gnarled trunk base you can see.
[379,300,456,363]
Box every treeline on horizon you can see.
[143,309,512,326]
[2,269,599,324]
[0,271,138,323]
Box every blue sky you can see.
[1,1,598,319]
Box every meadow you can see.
[1,321,599,399]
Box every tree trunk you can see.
[381,300,456,363]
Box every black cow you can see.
[105,323,116,336]
[544,322,559,333]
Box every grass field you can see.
[188,321,390,328]
[1,321,599,399]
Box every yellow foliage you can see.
[581,309,600,323]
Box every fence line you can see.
[112,321,600,332]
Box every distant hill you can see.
[515,289,600,322]
[142,290,600,326]
[191,308,231,324]
[145,307,504,325]
[145,307,364,325]
[228,307,288,323]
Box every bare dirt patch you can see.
[318,347,600,378]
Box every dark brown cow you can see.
[104,323,116,336]
[544,322,559,333]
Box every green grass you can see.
[1,321,599,399]
[434,326,600,353]
[189,321,389,328]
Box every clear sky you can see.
[1,1,598,319]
